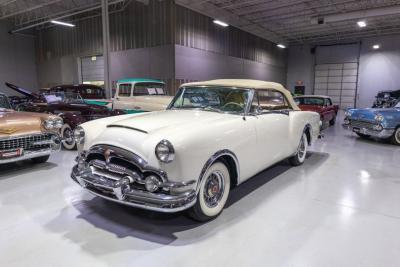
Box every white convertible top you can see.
[181,79,300,111]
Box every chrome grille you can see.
[350,120,377,130]
[0,134,53,151]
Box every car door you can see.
[113,83,134,110]
[324,98,335,121]
[250,89,291,169]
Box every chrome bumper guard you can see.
[342,124,395,138]
[71,164,197,213]
[0,135,61,164]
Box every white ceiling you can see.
[177,0,400,45]
[2,0,400,45]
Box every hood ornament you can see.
[104,148,113,164]
[0,127,17,135]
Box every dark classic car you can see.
[343,102,400,145]
[372,90,400,108]
[6,82,125,150]
[294,95,339,128]
[45,84,112,108]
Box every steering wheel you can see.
[222,102,243,110]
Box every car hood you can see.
[108,109,231,133]
[0,109,53,137]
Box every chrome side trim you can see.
[106,125,148,134]
[197,149,240,193]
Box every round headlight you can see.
[155,140,175,163]
[73,126,85,145]
[344,110,352,117]
[374,114,384,122]
[145,175,162,192]
[43,119,55,129]
[54,118,63,129]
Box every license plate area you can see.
[0,148,23,159]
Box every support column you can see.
[101,0,111,98]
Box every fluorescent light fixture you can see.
[50,20,75,27]
[213,20,228,27]
[277,44,286,49]
[372,44,380,49]
[357,20,367,28]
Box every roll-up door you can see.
[314,62,358,109]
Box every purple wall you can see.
[175,45,287,85]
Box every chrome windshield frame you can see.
[167,86,254,116]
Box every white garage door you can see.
[81,56,104,84]
[314,63,358,109]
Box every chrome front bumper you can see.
[71,164,197,213]
[0,135,61,164]
[342,124,395,138]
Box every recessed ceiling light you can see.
[50,20,75,27]
[277,44,286,49]
[213,20,229,27]
[372,44,380,49]
[357,20,367,28]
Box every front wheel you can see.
[390,127,400,145]
[188,162,230,222]
[61,124,76,150]
[288,133,308,166]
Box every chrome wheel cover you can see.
[395,128,400,143]
[298,136,306,159]
[203,171,225,208]
[63,128,74,145]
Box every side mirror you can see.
[254,106,263,115]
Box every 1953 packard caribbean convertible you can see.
[343,102,400,145]
[70,80,320,221]
[0,93,62,164]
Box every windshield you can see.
[43,92,85,104]
[170,86,250,114]
[0,95,11,109]
[295,97,324,106]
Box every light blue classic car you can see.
[343,101,400,145]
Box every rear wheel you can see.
[31,155,50,164]
[61,124,76,150]
[356,133,370,139]
[390,127,400,145]
[329,116,336,126]
[188,162,230,222]
[289,133,308,166]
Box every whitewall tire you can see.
[61,124,76,150]
[189,161,230,221]
[391,127,400,146]
[289,133,308,166]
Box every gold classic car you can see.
[0,93,62,164]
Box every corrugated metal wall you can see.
[175,5,286,66]
[36,0,174,62]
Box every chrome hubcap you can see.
[298,136,306,159]
[396,129,400,143]
[63,129,74,145]
[203,171,225,208]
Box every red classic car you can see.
[294,95,339,127]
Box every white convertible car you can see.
[71,79,320,221]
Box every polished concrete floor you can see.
[1,113,400,267]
